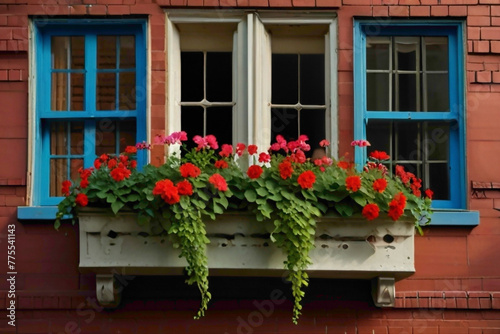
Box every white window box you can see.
[78,208,415,308]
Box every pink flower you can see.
[155,131,188,145]
[351,140,371,147]
[205,135,218,150]
[319,139,330,147]
[258,152,271,163]
[219,144,233,158]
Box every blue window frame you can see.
[354,20,466,210]
[33,20,147,206]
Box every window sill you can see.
[17,206,72,221]
[429,210,480,226]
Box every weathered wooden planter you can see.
[78,208,415,308]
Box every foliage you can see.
[55,132,433,323]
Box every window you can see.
[166,11,337,157]
[354,21,466,209]
[33,20,147,206]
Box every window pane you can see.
[272,54,298,104]
[428,163,449,200]
[397,74,417,111]
[95,119,136,156]
[181,106,204,150]
[181,52,204,102]
[120,36,136,69]
[425,122,449,161]
[119,72,136,110]
[70,122,84,155]
[426,73,449,111]
[206,52,232,102]
[97,36,117,69]
[70,73,84,111]
[396,122,419,161]
[300,54,325,105]
[50,158,67,197]
[367,121,391,154]
[271,108,298,143]
[425,37,448,71]
[206,107,232,146]
[52,36,85,70]
[50,122,68,155]
[396,37,417,71]
[51,73,68,111]
[300,109,325,155]
[366,37,390,70]
[97,73,116,110]
[366,73,389,111]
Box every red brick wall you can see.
[1,0,500,332]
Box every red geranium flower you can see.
[99,154,109,162]
[297,170,316,189]
[278,160,294,180]
[110,166,131,182]
[248,145,258,155]
[372,178,387,193]
[119,155,129,164]
[180,163,201,178]
[247,165,263,179]
[80,177,89,189]
[388,192,406,221]
[362,203,380,221]
[108,159,118,169]
[214,160,229,169]
[153,179,180,205]
[209,173,228,192]
[75,193,88,207]
[219,144,233,158]
[337,161,352,170]
[369,150,390,161]
[236,143,246,156]
[125,146,137,154]
[61,180,71,196]
[177,180,193,196]
[258,152,271,163]
[345,175,361,192]
[94,159,102,169]
[130,160,137,169]
[425,189,434,199]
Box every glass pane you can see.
[300,54,325,105]
[119,72,136,110]
[181,52,204,102]
[272,54,298,104]
[300,109,325,156]
[95,119,136,156]
[396,37,417,71]
[119,120,136,153]
[97,73,116,110]
[52,37,69,69]
[71,36,85,69]
[367,121,391,155]
[50,122,68,155]
[70,73,84,111]
[366,73,389,111]
[425,122,449,161]
[70,159,84,180]
[181,106,204,150]
[207,107,232,146]
[397,74,417,111]
[428,163,449,200]
[426,73,449,111]
[97,36,117,69]
[120,36,136,69]
[425,37,448,71]
[70,122,84,155]
[206,52,232,102]
[51,73,68,111]
[395,122,419,161]
[50,158,67,197]
[366,37,390,70]
[271,108,298,143]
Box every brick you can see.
[492,17,500,26]
[343,0,371,4]
[373,5,388,16]
[493,71,500,83]
[430,5,448,16]
[492,5,500,16]
[292,0,314,6]
[399,0,419,4]
[269,0,292,6]
[468,40,474,52]
[481,27,500,40]
[410,6,430,16]
[88,5,107,15]
[476,70,492,83]
[449,5,467,16]
[468,15,491,27]
[107,5,131,14]
[474,40,490,53]
[491,41,500,53]
[468,4,490,16]
[388,6,409,17]
[469,26,481,39]
[468,297,481,309]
